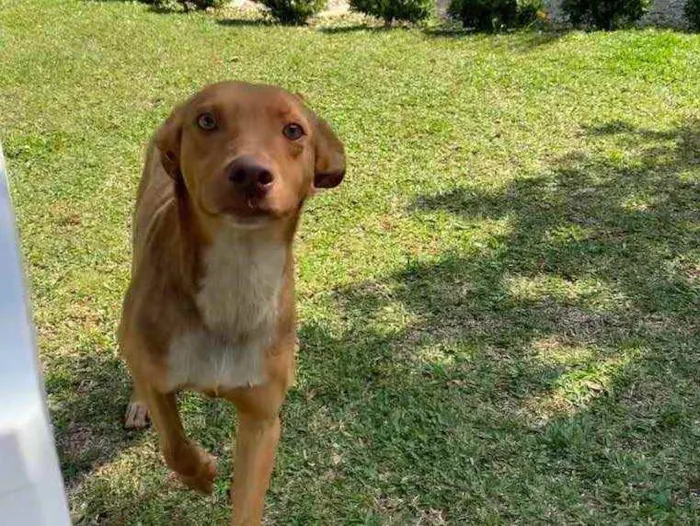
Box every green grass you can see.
[2,0,700,523]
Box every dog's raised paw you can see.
[176,451,217,495]
[124,400,150,430]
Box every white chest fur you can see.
[167,231,286,392]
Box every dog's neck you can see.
[195,225,288,343]
[171,192,300,341]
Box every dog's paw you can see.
[124,400,150,430]
[175,450,217,495]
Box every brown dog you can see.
[118,81,345,524]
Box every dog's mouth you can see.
[197,193,274,228]
[217,198,280,229]
[223,196,274,217]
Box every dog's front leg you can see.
[150,388,217,494]
[134,378,217,494]
[230,410,282,525]
[226,363,290,526]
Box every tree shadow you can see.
[317,24,387,33]
[281,119,700,521]
[216,18,274,27]
[46,349,140,492]
[422,25,567,50]
[47,339,235,497]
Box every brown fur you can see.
[118,81,345,524]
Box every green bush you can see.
[561,0,650,29]
[185,0,226,8]
[255,0,327,24]
[141,0,226,11]
[686,0,700,30]
[349,0,432,26]
[448,0,518,30]
[517,0,545,26]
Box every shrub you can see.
[448,0,518,30]
[255,0,327,24]
[349,0,432,26]
[686,0,700,30]
[561,0,650,29]
[142,0,226,11]
[184,0,226,9]
[517,0,546,26]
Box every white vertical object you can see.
[0,142,71,525]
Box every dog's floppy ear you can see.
[294,94,345,188]
[311,114,346,189]
[155,104,184,180]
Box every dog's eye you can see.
[197,112,217,131]
[283,123,305,141]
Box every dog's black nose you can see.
[227,156,274,193]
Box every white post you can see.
[0,142,71,525]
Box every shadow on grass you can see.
[283,119,700,521]
[422,25,568,49]
[46,350,140,490]
[317,24,378,33]
[49,347,239,497]
[215,18,274,28]
[316,23,409,34]
[314,20,569,51]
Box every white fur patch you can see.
[167,230,286,392]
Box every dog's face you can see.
[155,81,345,227]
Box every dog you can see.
[118,81,345,525]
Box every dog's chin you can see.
[220,213,274,230]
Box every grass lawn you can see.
[2,0,700,523]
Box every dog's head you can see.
[155,81,345,228]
